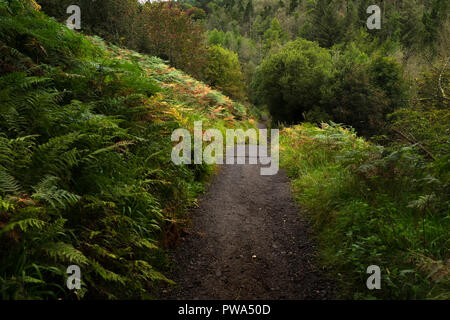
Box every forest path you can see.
[161,124,333,300]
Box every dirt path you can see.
[161,131,334,300]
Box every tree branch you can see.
[391,128,436,161]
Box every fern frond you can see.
[84,243,119,261]
[33,133,82,175]
[18,76,51,90]
[0,72,50,90]
[89,259,126,285]
[21,276,45,284]
[43,242,88,265]
[133,239,159,250]
[0,218,45,235]
[407,193,437,211]
[0,197,15,211]
[31,175,80,209]
[132,260,174,284]
[81,141,134,165]
[39,217,68,242]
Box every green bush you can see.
[253,37,409,136]
[204,45,246,101]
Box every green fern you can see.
[0,3,250,299]
[0,218,46,235]
[0,197,15,211]
[0,166,22,194]
[32,133,83,177]
[31,175,80,209]
[43,242,89,265]
[84,243,119,261]
[133,239,159,250]
[89,259,126,285]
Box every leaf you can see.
[32,175,80,209]
[0,218,46,235]
[0,167,21,194]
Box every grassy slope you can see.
[0,3,255,299]
[280,123,449,300]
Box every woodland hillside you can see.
[0,0,448,300]
[0,1,255,299]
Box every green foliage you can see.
[388,57,449,161]
[38,0,207,79]
[37,0,141,48]
[206,28,262,85]
[32,176,81,209]
[301,0,348,48]
[281,123,450,299]
[207,28,226,46]
[263,18,288,54]
[204,45,246,100]
[252,36,410,136]
[182,0,448,96]
[422,0,449,49]
[5,0,448,301]
[324,43,409,136]
[0,2,254,300]
[138,2,207,78]
[389,107,450,159]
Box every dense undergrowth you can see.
[0,2,255,299]
[280,123,449,299]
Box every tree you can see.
[244,0,254,21]
[324,44,408,136]
[207,28,226,46]
[289,0,299,13]
[138,2,206,78]
[37,1,208,77]
[302,0,346,48]
[204,45,246,100]
[252,38,333,123]
[422,0,449,49]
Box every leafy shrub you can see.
[324,44,409,136]
[387,58,449,187]
[204,45,246,101]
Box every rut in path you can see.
[162,138,334,300]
